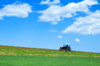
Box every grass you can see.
[0,47,100,57]
[0,55,100,66]
[0,45,100,66]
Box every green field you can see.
[0,45,100,66]
[0,55,100,66]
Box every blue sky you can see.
[0,0,100,53]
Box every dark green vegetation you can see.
[0,45,100,66]
[0,55,100,66]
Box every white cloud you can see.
[38,0,98,24]
[75,39,80,42]
[40,0,60,5]
[49,30,57,32]
[58,35,63,38]
[0,2,32,20]
[51,21,58,25]
[62,10,100,35]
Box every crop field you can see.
[0,45,100,66]
[0,55,100,66]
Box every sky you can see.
[0,0,100,53]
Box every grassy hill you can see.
[0,45,100,66]
[0,45,100,57]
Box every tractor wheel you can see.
[68,48,71,51]
[60,49,63,51]
[66,48,68,51]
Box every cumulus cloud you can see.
[38,0,98,25]
[75,39,80,42]
[40,0,60,5]
[49,30,57,32]
[0,2,32,20]
[57,35,63,38]
[62,10,100,35]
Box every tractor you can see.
[60,43,71,51]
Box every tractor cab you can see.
[60,43,71,51]
[63,44,70,47]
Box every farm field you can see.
[0,45,100,57]
[0,55,100,66]
[0,45,100,66]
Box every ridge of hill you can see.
[0,45,58,51]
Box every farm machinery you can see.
[60,43,71,51]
